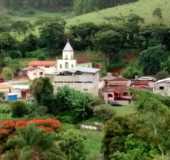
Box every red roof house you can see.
[102,73,132,104]
[131,80,154,90]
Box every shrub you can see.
[123,62,143,79]
[59,129,87,160]
[11,101,28,118]
[155,71,169,80]
[0,104,11,114]
[2,67,13,80]
[0,118,61,139]
[93,104,115,121]
[55,86,94,123]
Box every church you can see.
[26,41,100,96]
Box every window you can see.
[159,86,164,90]
[71,64,74,68]
[40,72,43,76]
[65,62,69,69]
[60,64,62,69]
[108,94,113,98]
[123,92,128,96]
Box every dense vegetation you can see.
[1,0,72,11]
[0,0,138,13]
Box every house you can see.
[26,41,100,96]
[131,76,155,91]
[153,78,170,96]
[102,73,132,104]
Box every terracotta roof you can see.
[111,77,128,81]
[131,80,151,86]
[103,86,128,93]
[29,61,56,67]
[76,56,91,64]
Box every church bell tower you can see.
[57,40,77,71]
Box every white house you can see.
[153,78,170,96]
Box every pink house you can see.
[102,73,132,104]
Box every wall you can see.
[49,72,100,96]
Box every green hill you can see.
[67,0,170,27]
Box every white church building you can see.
[26,41,100,96]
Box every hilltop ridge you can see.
[67,0,170,27]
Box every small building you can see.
[26,67,45,80]
[131,76,155,91]
[102,73,132,104]
[153,78,170,96]
[11,84,30,99]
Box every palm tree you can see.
[3,125,66,160]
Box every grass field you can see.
[112,105,136,117]
[62,123,103,160]
[67,0,170,27]
[62,105,136,159]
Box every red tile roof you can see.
[29,61,56,67]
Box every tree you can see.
[162,57,170,73]
[4,125,66,160]
[139,45,167,75]
[69,23,99,50]
[20,34,39,54]
[123,62,143,79]
[55,86,94,123]
[59,130,87,160]
[10,21,33,35]
[124,14,144,48]
[40,18,65,56]
[11,101,28,118]
[4,57,23,73]
[2,67,13,80]
[94,30,123,64]
[31,77,54,106]
[153,8,163,19]
[155,71,169,80]
[0,32,18,55]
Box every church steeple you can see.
[62,40,74,60]
[57,40,77,71]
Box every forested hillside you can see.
[1,0,72,11]
[68,0,170,26]
[0,0,137,13]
